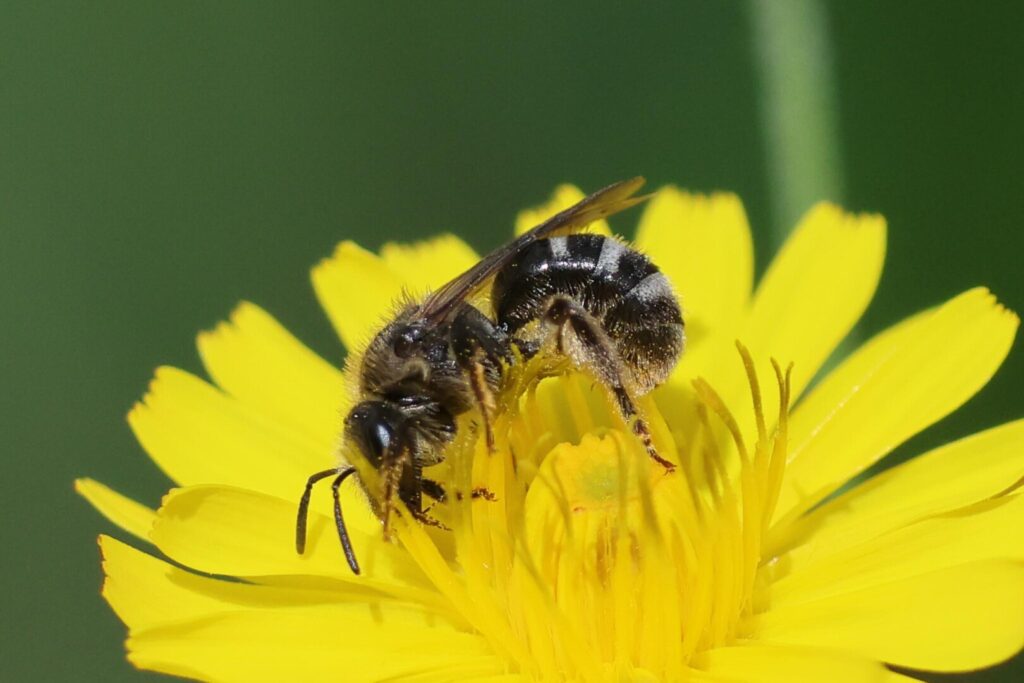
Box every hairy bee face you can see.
[342,396,456,534]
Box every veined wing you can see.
[420,177,649,323]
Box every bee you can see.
[295,177,684,573]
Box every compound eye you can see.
[393,326,423,358]
[345,401,400,467]
[365,422,393,462]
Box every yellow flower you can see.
[78,184,1024,683]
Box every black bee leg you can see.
[452,304,514,365]
[452,305,511,452]
[542,295,675,472]
[421,478,447,503]
[511,337,541,360]
[411,505,451,531]
[402,474,448,530]
[613,386,675,472]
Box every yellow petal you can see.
[775,288,1018,522]
[635,188,753,346]
[75,479,155,541]
[128,367,334,502]
[376,672,528,683]
[744,202,886,402]
[126,603,502,683]
[102,534,231,629]
[148,485,433,599]
[379,234,480,298]
[197,302,345,451]
[770,494,1024,605]
[100,535,351,631]
[694,643,888,682]
[514,183,613,237]
[769,419,1024,561]
[753,561,1024,671]
[311,241,404,353]
[312,236,481,355]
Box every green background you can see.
[2,3,1022,681]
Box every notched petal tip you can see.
[379,232,477,260]
[312,239,375,270]
[635,186,754,366]
[125,366,193,428]
[775,284,1020,525]
[378,233,480,296]
[311,240,405,352]
[956,287,1020,327]
[803,200,887,228]
[195,299,257,346]
[76,478,157,541]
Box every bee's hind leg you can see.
[451,306,512,452]
[541,295,675,472]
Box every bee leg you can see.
[469,353,499,451]
[421,478,447,503]
[543,295,675,472]
[411,506,451,531]
[511,337,541,360]
[452,306,511,453]
[452,305,514,364]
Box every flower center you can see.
[394,348,793,682]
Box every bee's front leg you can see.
[451,305,511,452]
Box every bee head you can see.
[344,400,405,469]
[343,399,415,536]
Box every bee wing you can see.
[420,177,649,323]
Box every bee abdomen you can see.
[492,234,684,392]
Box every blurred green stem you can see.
[749,0,844,248]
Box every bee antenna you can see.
[331,468,361,574]
[295,467,362,575]
[296,468,338,555]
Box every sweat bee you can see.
[296,177,684,573]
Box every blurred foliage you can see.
[1,2,1021,680]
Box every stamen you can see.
[692,377,750,465]
[736,341,767,447]
[761,360,793,529]
[387,345,796,680]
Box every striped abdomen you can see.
[491,234,684,392]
